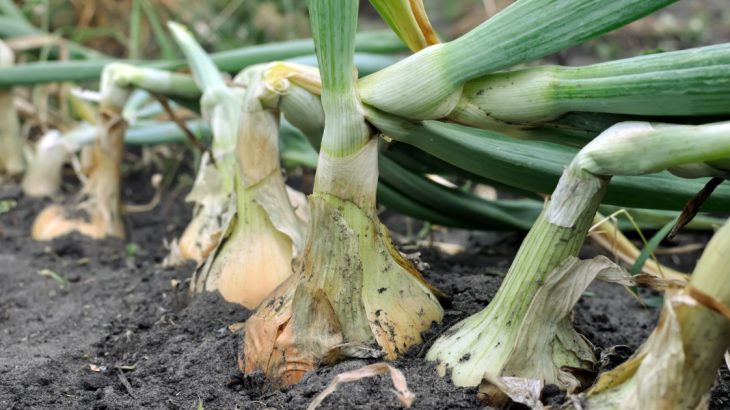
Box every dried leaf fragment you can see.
[479,374,543,409]
[307,362,415,410]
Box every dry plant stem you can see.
[153,95,211,159]
[586,219,730,409]
[669,177,724,239]
[369,0,439,52]
[83,105,127,237]
[589,214,688,285]
[0,40,24,179]
[307,362,415,409]
[242,0,443,387]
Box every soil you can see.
[1,168,729,410]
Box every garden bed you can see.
[1,172,728,409]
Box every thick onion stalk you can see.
[358,0,676,119]
[584,218,730,409]
[366,112,730,211]
[427,166,608,389]
[270,72,720,275]
[31,63,198,241]
[272,70,724,235]
[242,0,443,387]
[450,43,730,130]
[426,120,730,391]
[0,40,24,181]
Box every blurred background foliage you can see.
[6,0,730,63]
[4,0,728,145]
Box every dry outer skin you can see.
[0,174,728,409]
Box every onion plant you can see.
[169,22,306,309]
[167,22,246,264]
[584,218,730,409]
[242,0,444,386]
[0,40,24,181]
[21,120,209,198]
[268,0,730,214]
[426,120,730,391]
[31,63,199,241]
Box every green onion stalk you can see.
[366,1,730,143]
[0,40,24,181]
[358,0,676,120]
[425,120,730,395]
[31,63,199,241]
[273,71,726,234]
[0,31,405,87]
[169,22,305,309]
[276,84,719,286]
[242,0,444,387]
[366,112,730,211]
[583,218,730,410]
[361,0,672,147]
[449,43,730,134]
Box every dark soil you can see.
[1,171,728,410]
